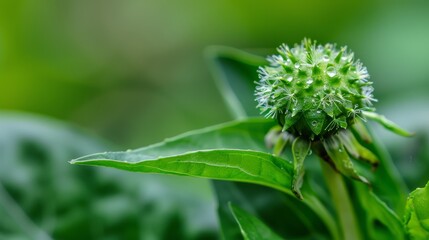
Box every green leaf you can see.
[282,112,301,132]
[353,126,408,215]
[205,46,266,118]
[213,181,333,240]
[73,117,338,239]
[304,110,326,135]
[229,203,283,240]
[0,112,217,240]
[322,137,369,184]
[292,137,311,199]
[353,183,405,240]
[71,118,295,194]
[72,149,294,194]
[352,119,373,143]
[404,181,429,239]
[362,111,413,137]
[337,130,379,168]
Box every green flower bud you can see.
[255,39,376,139]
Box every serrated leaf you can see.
[71,119,296,194]
[404,181,429,239]
[229,203,284,240]
[322,137,368,184]
[292,137,311,199]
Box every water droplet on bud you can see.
[306,78,313,85]
[287,76,293,82]
[294,63,300,68]
[316,110,321,114]
[326,67,337,77]
[311,120,318,126]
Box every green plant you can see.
[71,39,429,240]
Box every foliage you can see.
[71,45,428,240]
[0,112,217,239]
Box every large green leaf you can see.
[404,181,429,239]
[72,117,338,239]
[229,203,283,240]
[71,118,294,194]
[72,149,293,194]
[0,112,217,240]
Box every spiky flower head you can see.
[256,39,376,139]
[257,39,412,199]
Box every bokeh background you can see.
[1,0,429,239]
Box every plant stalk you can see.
[320,160,362,240]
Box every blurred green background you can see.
[1,0,429,239]
[1,0,428,147]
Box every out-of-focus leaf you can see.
[213,181,333,240]
[404,181,429,239]
[71,119,294,194]
[353,183,405,240]
[206,46,266,118]
[354,127,409,215]
[0,112,217,240]
[0,184,51,240]
[373,98,429,194]
[229,203,283,240]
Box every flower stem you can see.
[320,160,362,240]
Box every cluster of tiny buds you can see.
[255,39,377,139]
